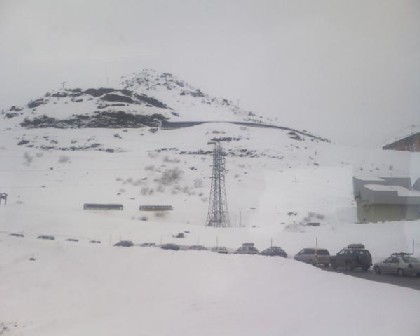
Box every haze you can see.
[0,0,419,147]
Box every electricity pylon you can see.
[206,141,230,227]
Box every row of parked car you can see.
[156,242,420,277]
[17,233,420,277]
[294,244,420,277]
[158,242,288,256]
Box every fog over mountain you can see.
[0,0,419,147]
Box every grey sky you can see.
[1,0,419,147]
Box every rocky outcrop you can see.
[21,111,168,129]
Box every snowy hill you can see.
[2,69,327,151]
[1,70,420,336]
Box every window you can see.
[317,249,329,255]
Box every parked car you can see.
[139,242,156,247]
[294,248,330,266]
[188,245,207,251]
[114,240,134,247]
[261,246,287,258]
[211,246,229,254]
[235,243,259,255]
[9,233,24,238]
[37,235,54,240]
[161,243,180,251]
[374,253,420,277]
[330,244,372,271]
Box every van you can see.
[294,248,330,267]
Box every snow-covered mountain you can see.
[1,70,420,336]
[5,69,268,130]
[2,69,329,151]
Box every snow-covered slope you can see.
[1,70,420,335]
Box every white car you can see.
[374,253,420,277]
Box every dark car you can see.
[330,244,372,271]
[9,233,24,238]
[161,243,180,251]
[114,240,134,247]
[261,246,287,257]
[235,243,259,255]
[139,242,156,247]
[188,245,207,251]
[37,235,54,240]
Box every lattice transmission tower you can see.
[206,141,230,227]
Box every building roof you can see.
[353,175,385,182]
[383,125,420,147]
[353,176,413,196]
[364,184,420,197]
[353,176,411,183]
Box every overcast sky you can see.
[0,0,419,147]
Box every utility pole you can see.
[206,141,230,227]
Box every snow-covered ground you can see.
[1,72,420,335]
[1,234,420,336]
[1,123,417,252]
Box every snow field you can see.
[1,124,419,259]
[1,119,420,335]
[1,235,420,336]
